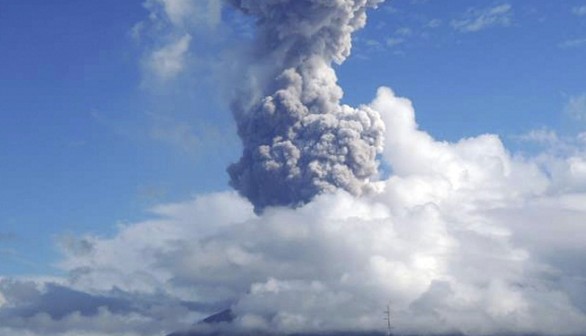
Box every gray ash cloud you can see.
[226,0,385,213]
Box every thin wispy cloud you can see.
[425,18,442,29]
[146,34,191,81]
[385,27,413,48]
[559,37,586,49]
[573,5,586,16]
[364,38,384,51]
[514,127,586,157]
[395,27,413,37]
[149,114,199,154]
[144,0,222,29]
[386,37,405,47]
[451,4,513,33]
[135,0,224,85]
[515,128,561,146]
[383,5,398,15]
[565,94,586,122]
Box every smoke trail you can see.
[226,0,386,213]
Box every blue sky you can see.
[1,0,585,277]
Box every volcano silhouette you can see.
[167,309,394,336]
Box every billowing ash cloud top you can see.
[226,0,385,213]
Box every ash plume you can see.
[226,0,386,213]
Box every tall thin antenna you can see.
[383,303,392,336]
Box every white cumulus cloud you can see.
[2,88,586,336]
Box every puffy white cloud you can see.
[3,88,586,336]
[451,4,513,33]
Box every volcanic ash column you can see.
[227,0,386,213]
